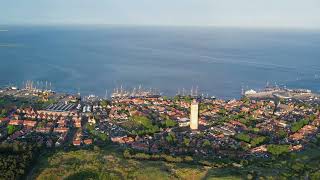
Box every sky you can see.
[1,0,320,28]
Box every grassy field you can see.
[28,145,232,180]
[28,143,320,180]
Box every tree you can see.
[1,109,7,115]
[7,125,16,135]
[278,129,287,139]
[267,144,289,156]
[0,108,7,118]
[123,149,131,158]
[308,114,317,121]
[184,96,192,103]
[100,100,109,107]
[166,133,176,144]
[97,133,108,141]
[241,97,250,104]
[163,119,177,128]
[218,109,227,116]
[183,138,190,147]
[93,146,100,151]
[291,119,309,132]
[202,140,211,148]
[132,116,160,135]
[173,96,180,101]
[0,142,40,180]
[133,116,152,128]
[162,155,183,163]
[250,136,266,147]
[235,133,250,143]
[86,124,95,132]
[311,171,320,180]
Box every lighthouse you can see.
[190,99,199,130]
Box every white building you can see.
[178,117,190,127]
[245,89,257,95]
[190,99,199,130]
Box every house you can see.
[289,133,304,141]
[74,119,81,128]
[290,125,317,141]
[0,117,9,123]
[73,140,81,146]
[13,114,20,120]
[250,145,267,153]
[178,118,190,127]
[83,139,93,145]
[132,99,145,105]
[53,127,69,133]
[36,127,51,133]
[23,120,37,127]
[290,144,303,152]
[111,136,126,144]
[241,107,250,113]
[9,120,23,125]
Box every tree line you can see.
[0,142,41,180]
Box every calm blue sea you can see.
[0,25,320,99]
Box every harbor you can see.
[244,84,320,102]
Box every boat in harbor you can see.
[111,85,160,98]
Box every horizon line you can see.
[1,23,320,31]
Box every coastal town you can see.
[1,82,320,161]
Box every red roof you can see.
[23,120,37,127]
[0,117,9,122]
[9,120,23,125]
[54,127,69,133]
[73,140,81,146]
[83,139,93,145]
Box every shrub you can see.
[267,144,289,156]
[123,149,131,158]
[291,119,309,133]
[184,156,193,162]
[235,133,250,143]
[7,125,16,135]
[134,153,151,160]
[250,136,266,147]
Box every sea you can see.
[0,25,320,99]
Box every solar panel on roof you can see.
[65,104,73,111]
[60,104,69,111]
[55,104,64,111]
[46,104,54,110]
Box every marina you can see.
[242,80,318,101]
[111,85,161,99]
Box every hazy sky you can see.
[1,0,320,28]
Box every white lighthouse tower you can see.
[190,99,199,130]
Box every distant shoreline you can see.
[0,43,21,47]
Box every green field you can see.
[28,145,246,180]
[27,143,320,180]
